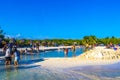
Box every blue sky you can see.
[0,0,120,39]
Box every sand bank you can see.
[34,46,120,69]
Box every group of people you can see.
[3,43,77,65]
[30,42,40,53]
[3,44,20,66]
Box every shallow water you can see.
[37,48,83,58]
[0,48,83,80]
[65,63,120,80]
[1,62,120,80]
[0,48,120,80]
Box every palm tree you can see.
[82,35,98,48]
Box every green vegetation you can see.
[1,27,120,48]
[1,36,119,48]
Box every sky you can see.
[0,0,120,39]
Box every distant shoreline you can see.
[0,46,81,57]
[0,46,72,52]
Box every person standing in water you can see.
[13,47,20,66]
[24,48,28,54]
[36,42,40,53]
[5,46,11,65]
[64,48,68,57]
[72,45,76,51]
[72,45,76,57]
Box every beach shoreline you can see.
[33,46,120,69]
[1,46,120,80]
[1,46,120,69]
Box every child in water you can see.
[72,45,76,57]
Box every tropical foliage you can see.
[4,36,119,48]
[1,27,120,48]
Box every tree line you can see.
[0,27,120,48]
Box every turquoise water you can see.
[1,62,120,80]
[0,48,120,80]
[0,48,83,80]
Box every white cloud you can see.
[5,34,21,39]
[16,34,21,38]
[5,35,13,38]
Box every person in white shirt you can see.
[5,46,11,65]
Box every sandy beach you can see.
[33,46,120,69]
[1,46,120,69]
[34,58,120,69]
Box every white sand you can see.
[34,58,120,69]
[34,46,120,69]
